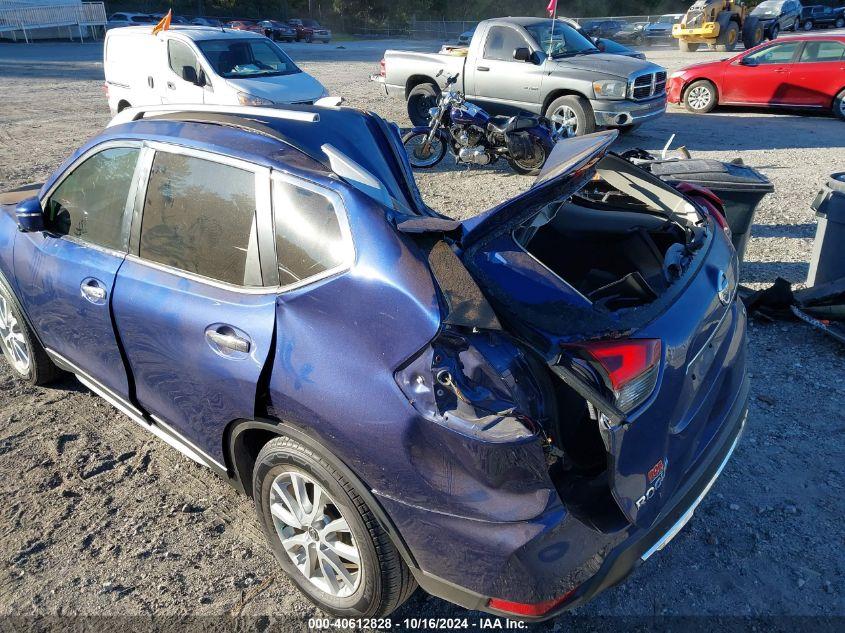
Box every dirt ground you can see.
[0,37,843,630]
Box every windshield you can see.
[752,1,783,16]
[197,39,300,78]
[524,20,598,58]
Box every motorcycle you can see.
[401,72,559,175]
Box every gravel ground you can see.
[0,38,843,630]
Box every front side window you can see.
[744,41,800,64]
[45,146,139,251]
[799,40,845,63]
[168,39,200,79]
[140,151,260,286]
[524,21,597,58]
[483,26,530,61]
[273,179,351,287]
[196,38,299,78]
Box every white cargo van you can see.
[103,26,328,114]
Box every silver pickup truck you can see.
[373,17,667,137]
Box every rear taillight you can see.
[675,181,731,241]
[568,339,661,413]
[379,58,386,77]
[487,587,576,617]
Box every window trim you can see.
[269,170,355,293]
[129,140,276,294]
[40,140,144,256]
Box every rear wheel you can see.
[401,131,447,168]
[406,82,439,126]
[252,435,416,618]
[684,79,718,113]
[305,33,313,43]
[833,89,845,121]
[836,18,845,28]
[545,95,595,138]
[0,280,59,386]
[714,21,740,51]
[803,20,814,31]
[742,17,765,49]
[507,137,547,176]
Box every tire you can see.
[0,277,60,386]
[833,89,845,121]
[679,40,700,52]
[683,79,718,113]
[714,21,740,51]
[742,17,765,49]
[770,24,779,40]
[803,20,813,31]
[507,136,548,176]
[836,18,844,29]
[401,130,447,168]
[305,34,313,43]
[406,82,439,126]
[545,94,596,138]
[252,435,416,618]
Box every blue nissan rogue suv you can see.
[0,104,748,620]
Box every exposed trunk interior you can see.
[515,194,691,312]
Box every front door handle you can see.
[477,66,490,72]
[80,278,107,304]
[206,328,251,354]
[167,81,176,90]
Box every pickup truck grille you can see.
[630,72,667,100]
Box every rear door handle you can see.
[477,66,490,71]
[167,81,176,90]
[205,327,251,354]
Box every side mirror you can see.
[181,65,203,86]
[513,47,532,62]
[16,197,44,233]
[739,56,757,66]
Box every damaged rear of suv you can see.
[0,108,747,621]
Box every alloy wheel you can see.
[838,98,845,118]
[550,105,578,138]
[687,86,712,111]
[269,470,361,598]
[0,290,29,375]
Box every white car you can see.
[103,26,328,114]
[106,12,155,30]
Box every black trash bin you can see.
[647,159,774,261]
[807,173,845,286]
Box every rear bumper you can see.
[592,95,667,126]
[392,366,750,620]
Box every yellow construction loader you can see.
[672,0,766,52]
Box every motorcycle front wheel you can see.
[507,137,548,176]
[402,131,447,169]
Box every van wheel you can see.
[252,435,416,617]
[833,90,845,121]
[407,82,439,126]
[0,279,60,386]
[545,95,596,138]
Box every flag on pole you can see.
[546,0,558,16]
[152,9,172,35]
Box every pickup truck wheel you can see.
[684,80,718,113]
[545,95,595,138]
[0,279,59,386]
[407,83,439,126]
[833,90,845,121]
[253,436,416,617]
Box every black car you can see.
[613,21,649,45]
[561,17,646,58]
[258,19,296,41]
[798,5,845,30]
[579,19,627,39]
[749,0,803,39]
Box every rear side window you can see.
[45,146,139,251]
[799,41,845,62]
[140,152,261,286]
[483,26,529,61]
[168,39,199,78]
[272,179,351,287]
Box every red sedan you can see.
[668,34,845,120]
